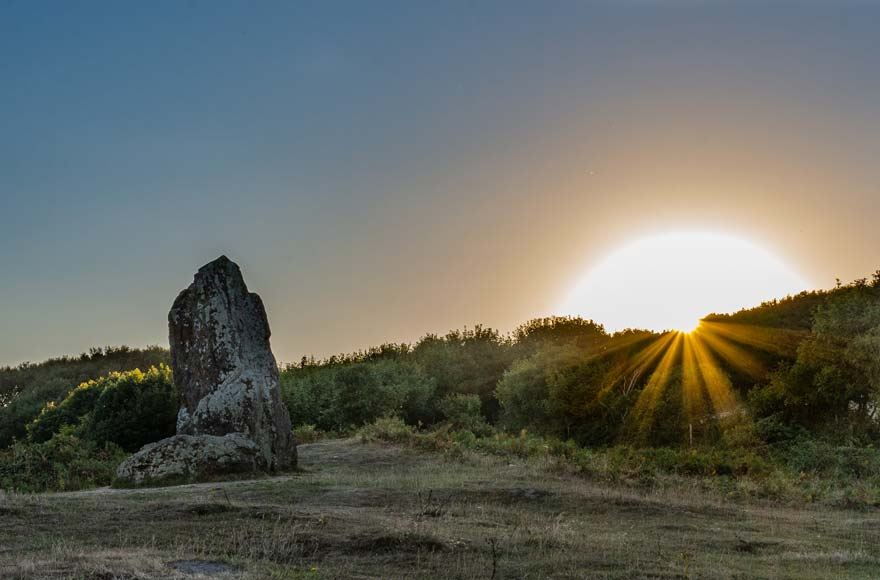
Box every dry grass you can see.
[2,439,880,579]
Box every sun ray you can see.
[627,332,683,438]
[681,334,709,429]
[689,333,739,417]
[594,331,677,399]
[619,331,677,375]
[699,321,806,358]
[596,330,668,359]
[693,324,767,380]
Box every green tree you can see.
[513,316,608,356]
[412,326,514,421]
[83,366,177,451]
[496,345,583,436]
[0,346,169,448]
[26,380,104,443]
[750,281,880,440]
[281,358,435,430]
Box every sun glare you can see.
[561,232,809,333]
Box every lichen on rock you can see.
[115,433,262,486]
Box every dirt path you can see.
[54,440,349,497]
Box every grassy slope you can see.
[2,439,879,579]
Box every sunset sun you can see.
[562,232,810,333]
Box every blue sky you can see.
[2,1,880,366]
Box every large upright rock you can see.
[116,256,295,486]
[169,256,295,468]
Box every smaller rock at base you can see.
[115,433,262,487]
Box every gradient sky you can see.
[2,1,880,367]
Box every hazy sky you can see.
[2,1,879,366]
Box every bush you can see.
[513,316,608,355]
[358,416,415,444]
[282,359,435,431]
[0,346,169,448]
[495,346,581,436]
[411,326,515,421]
[780,439,880,479]
[496,344,636,445]
[0,379,75,449]
[26,365,177,452]
[82,366,177,451]
[746,283,880,439]
[437,393,490,434]
[27,380,105,443]
[753,414,809,444]
[0,428,126,492]
[292,424,324,444]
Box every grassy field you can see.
[2,439,880,579]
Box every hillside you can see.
[2,273,879,494]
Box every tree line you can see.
[2,272,879,491]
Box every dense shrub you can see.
[0,346,169,448]
[0,428,126,492]
[748,279,880,440]
[27,380,105,443]
[779,438,880,479]
[495,345,581,436]
[703,290,829,331]
[282,359,435,431]
[512,316,608,356]
[292,424,326,444]
[358,415,416,444]
[411,326,515,421]
[496,341,651,446]
[0,381,71,449]
[752,413,809,444]
[82,366,177,451]
[27,366,176,452]
[437,393,490,434]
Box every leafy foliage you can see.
[0,346,169,447]
[27,365,177,452]
[703,290,829,331]
[512,316,608,355]
[83,366,177,451]
[749,277,880,441]
[411,325,516,421]
[26,380,105,443]
[282,358,435,431]
[495,345,583,437]
[282,277,880,449]
[6,273,880,494]
[0,427,126,492]
[437,393,490,434]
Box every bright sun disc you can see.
[561,232,810,333]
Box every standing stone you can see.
[169,256,295,468]
[116,256,295,486]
